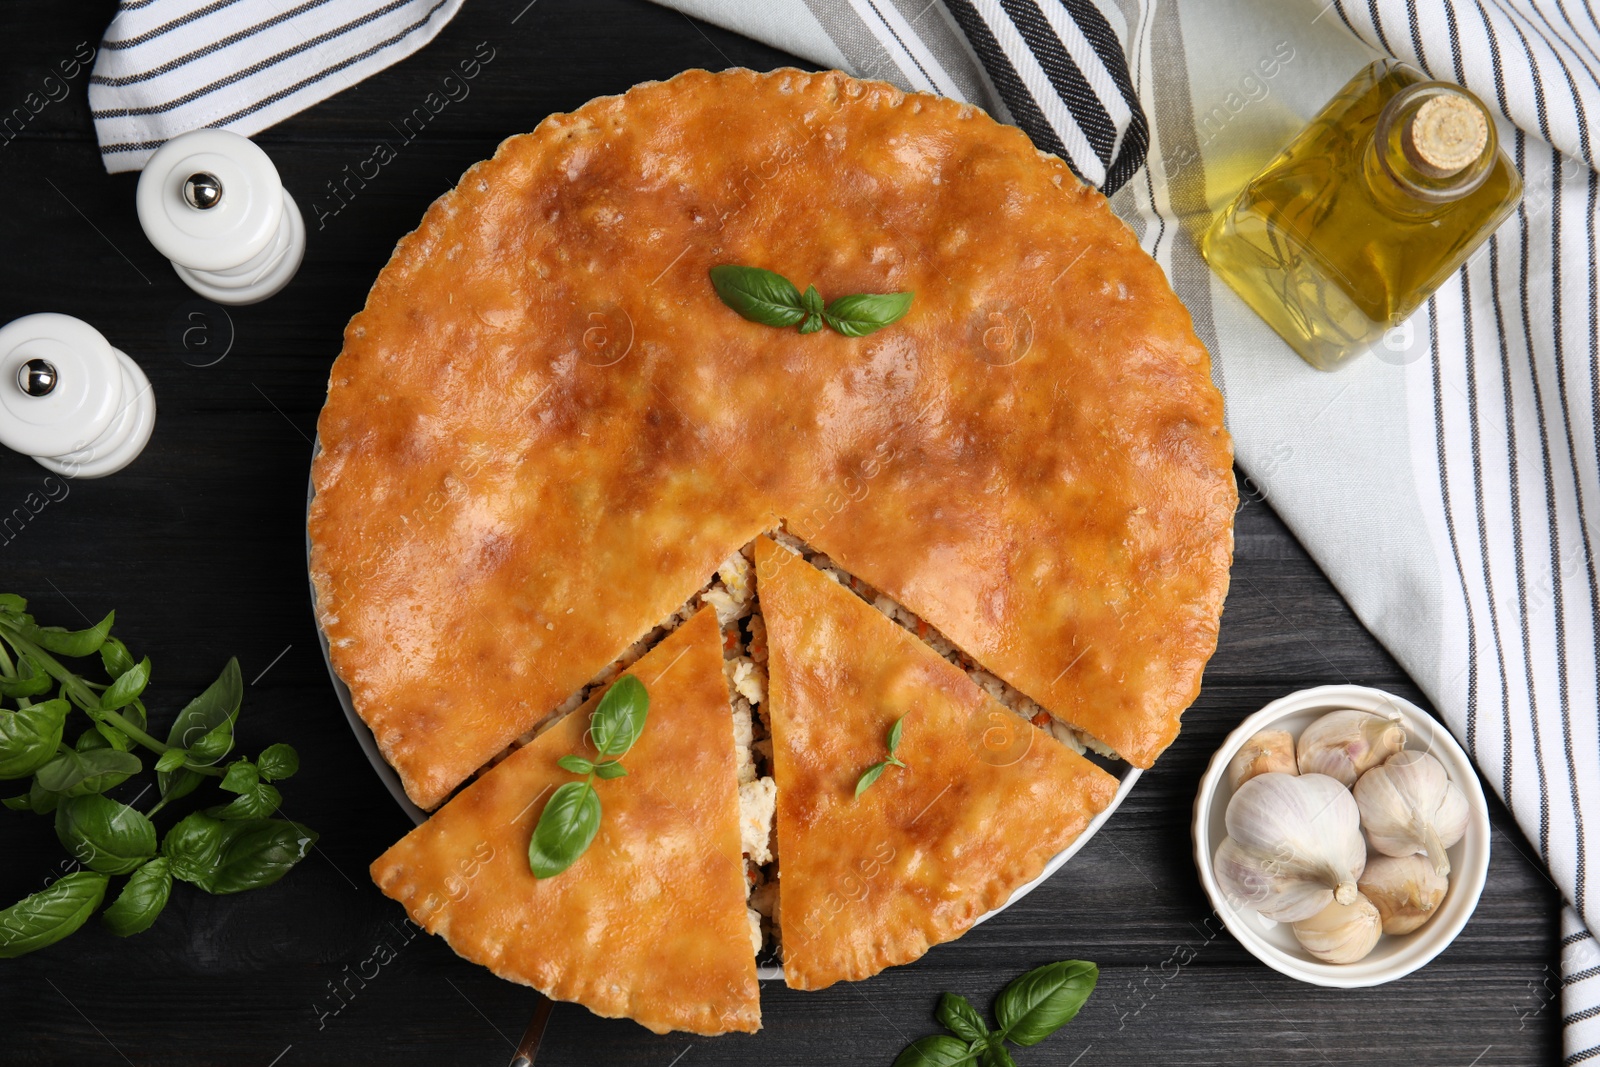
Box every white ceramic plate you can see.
[307,471,1141,980]
[1192,684,1490,988]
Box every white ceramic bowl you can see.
[1193,684,1490,988]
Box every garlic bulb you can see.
[1213,772,1367,922]
[1358,853,1448,935]
[1227,729,1298,791]
[1354,750,1468,876]
[1291,894,1383,964]
[1296,709,1406,787]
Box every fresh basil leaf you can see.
[891,1034,976,1067]
[887,715,905,755]
[589,674,649,759]
[161,811,223,882]
[937,992,989,1043]
[54,794,157,875]
[158,768,201,804]
[0,655,52,698]
[99,637,135,680]
[855,760,888,798]
[163,813,316,894]
[2,793,30,810]
[528,781,601,878]
[75,725,121,753]
[0,697,68,779]
[0,871,108,958]
[101,857,171,937]
[24,776,59,814]
[709,265,807,328]
[801,284,824,316]
[556,754,594,775]
[185,710,238,767]
[979,1039,1017,1067]
[220,760,259,794]
[798,313,824,334]
[201,819,312,893]
[0,594,27,615]
[155,748,188,775]
[208,781,282,821]
[83,716,138,752]
[18,611,115,658]
[159,659,243,804]
[204,818,316,894]
[99,656,150,711]
[592,760,627,780]
[255,743,299,782]
[35,748,140,797]
[823,291,915,337]
[162,658,243,754]
[994,960,1098,1047]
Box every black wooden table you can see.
[0,2,1562,1064]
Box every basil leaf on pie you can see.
[823,291,914,336]
[855,760,889,798]
[528,780,602,878]
[709,264,808,328]
[590,674,649,759]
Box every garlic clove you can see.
[1354,749,1469,876]
[1227,729,1298,791]
[1291,894,1383,964]
[1296,708,1406,787]
[1215,772,1367,922]
[1358,853,1449,935]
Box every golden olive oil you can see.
[1202,60,1522,371]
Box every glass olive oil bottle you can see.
[1202,60,1521,371]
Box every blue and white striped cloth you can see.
[88,0,1600,1057]
[89,0,464,173]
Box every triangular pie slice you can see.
[370,607,760,1034]
[755,536,1120,990]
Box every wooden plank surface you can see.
[0,1,1561,1063]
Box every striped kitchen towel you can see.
[663,0,1148,194]
[89,0,465,173]
[655,0,1600,1058]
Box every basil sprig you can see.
[528,674,649,878]
[856,714,908,798]
[0,595,313,956]
[710,265,913,337]
[892,961,1098,1067]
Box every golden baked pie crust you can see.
[755,536,1120,989]
[309,67,1234,811]
[369,608,760,1035]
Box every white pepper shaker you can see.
[0,314,156,478]
[136,129,305,305]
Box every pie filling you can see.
[478,524,1125,962]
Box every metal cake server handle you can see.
[508,994,554,1067]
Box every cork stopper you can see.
[1404,93,1488,177]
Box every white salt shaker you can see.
[136,129,305,305]
[0,314,156,478]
